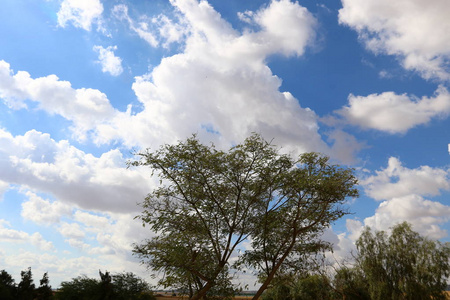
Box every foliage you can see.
[56,275,101,300]
[36,272,53,300]
[0,269,16,300]
[17,267,36,300]
[332,267,370,300]
[56,271,154,300]
[132,133,358,300]
[291,274,331,300]
[261,274,331,300]
[355,222,450,300]
[243,152,358,299]
[111,272,154,300]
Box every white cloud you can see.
[0,220,54,251]
[0,180,9,200]
[112,4,159,47]
[364,196,450,239]
[362,157,450,201]
[350,157,450,240]
[250,0,318,57]
[337,86,450,133]
[339,0,450,81]
[95,0,344,159]
[153,14,187,48]
[58,222,85,240]
[93,46,124,76]
[73,211,111,230]
[21,192,72,225]
[0,60,117,141]
[326,129,366,164]
[0,129,152,213]
[1,0,362,163]
[57,0,104,31]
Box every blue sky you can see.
[1,0,450,288]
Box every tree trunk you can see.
[189,261,226,300]
[251,238,297,300]
[190,280,214,300]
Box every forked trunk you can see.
[190,280,214,300]
[251,238,297,300]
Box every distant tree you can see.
[99,270,113,299]
[132,134,358,300]
[56,275,100,300]
[356,222,450,300]
[111,272,154,300]
[57,271,153,300]
[35,272,53,300]
[17,267,35,300]
[0,269,16,300]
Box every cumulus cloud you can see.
[57,0,104,31]
[93,46,123,76]
[362,157,450,201]
[94,0,349,159]
[58,222,85,240]
[345,158,450,240]
[0,220,54,251]
[364,195,450,239]
[0,129,151,213]
[339,0,450,81]
[1,0,362,162]
[336,86,450,133]
[21,192,72,225]
[0,60,117,140]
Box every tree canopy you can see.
[131,133,358,300]
[355,222,450,300]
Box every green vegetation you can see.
[262,222,450,300]
[0,269,154,300]
[131,133,358,300]
[56,270,155,300]
[0,268,52,300]
[354,222,450,300]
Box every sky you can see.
[0,0,450,289]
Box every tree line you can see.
[0,268,154,300]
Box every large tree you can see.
[132,134,358,299]
[355,222,450,300]
[243,152,357,299]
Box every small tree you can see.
[356,222,450,300]
[0,269,16,300]
[111,272,154,300]
[56,275,101,300]
[35,272,53,300]
[132,134,358,299]
[17,267,35,300]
